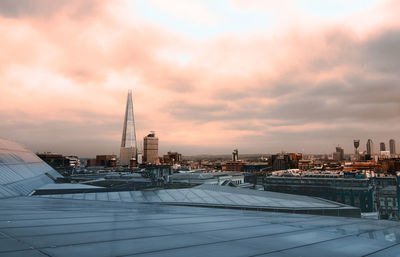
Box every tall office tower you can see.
[366,139,374,156]
[353,139,360,160]
[380,142,386,151]
[143,131,159,165]
[232,149,239,161]
[389,139,396,155]
[353,139,360,151]
[334,146,344,161]
[120,90,137,166]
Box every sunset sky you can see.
[1,0,400,157]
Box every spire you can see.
[121,90,137,149]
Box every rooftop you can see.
[1,196,400,257]
[1,138,400,256]
[34,184,360,217]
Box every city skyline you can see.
[1,0,400,156]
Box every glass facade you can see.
[1,196,399,256]
[35,184,360,217]
[120,90,138,165]
[0,138,62,198]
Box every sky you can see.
[0,0,400,157]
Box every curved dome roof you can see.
[0,138,62,198]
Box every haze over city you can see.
[1,0,400,157]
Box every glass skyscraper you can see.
[120,90,137,165]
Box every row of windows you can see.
[379,198,398,207]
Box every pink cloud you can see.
[0,0,400,156]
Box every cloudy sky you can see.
[0,0,399,157]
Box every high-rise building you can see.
[389,139,396,155]
[353,139,360,161]
[380,142,386,152]
[232,149,239,161]
[353,140,360,150]
[120,90,137,166]
[143,131,159,165]
[334,146,344,161]
[366,139,374,156]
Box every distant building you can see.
[64,156,79,168]
[242,163,269,173]
[143,132,159,165]
[86,159,96,166]
[224,161,244,172]
[353,139,360,160]
[232,149,239,161]
[298,160,314,171]
[37,153,65,167]
[353,139,360,151]
[162,152,182,164]
[95,155,117,167]
[380,142,386,151]
[343,161,381,173]
[37,153,79,174]
[380,151,390,157]
[120,90,138,166]
[366,139,374,156]
[378,157,400,172]
[389,139,396,155]
[129,158,137,168]
[333,146,344,161]
[271,153,302,171]
[137,153,143,165]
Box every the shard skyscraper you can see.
[120,90,137,166]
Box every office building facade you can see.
[143,132,159,165]
[334,146,345,161]
[389,139,396,155]
[366,139,374,156]
[380,142,386,152]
